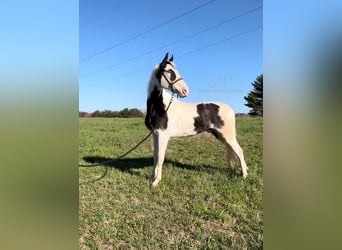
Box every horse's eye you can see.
[169,70,176,81]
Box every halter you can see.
[161,69,183,94]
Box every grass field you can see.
[79,117,263,249]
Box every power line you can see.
[80,65,151,91]
[80,25,262,90]
[80,0,217,62]
[178,25,262,58]
[81,5,262,79]
[80,0,132,26]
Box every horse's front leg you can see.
[151,131,170,187]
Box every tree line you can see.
[79,108,144,118]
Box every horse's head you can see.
[154,53,189,98]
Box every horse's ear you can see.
[159,52,169,71]
[161,52,169,64]
[169,54,174,62]
[156,52,169,79]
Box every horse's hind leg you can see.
[211,129,236,170]
[227,137,248,178]
[225,143,236,170]
[215,129,248,178]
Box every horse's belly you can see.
[169,119,197,137]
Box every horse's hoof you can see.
[151,181,160,188]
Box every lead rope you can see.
[79,94,175,182]
[165,94,174,112]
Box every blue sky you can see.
[79,0,262,113]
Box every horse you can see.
[145,53,248,187]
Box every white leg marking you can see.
[222,137,248,178]
[151,132,170,187]
[151,133,158,182]
[228,138,248,178]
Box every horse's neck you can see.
[161,90,173,105]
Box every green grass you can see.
[79,117,263,249]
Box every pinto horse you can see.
[145,53,248,187]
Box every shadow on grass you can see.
[80,155,240,177]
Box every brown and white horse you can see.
[145,53,248,187]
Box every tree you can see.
[244,74,263,116]
[91,110,101,117]
[128,108,144,118]
[119,108,129,118]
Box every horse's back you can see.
[215,102,235,118]
[199,101,235,120]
